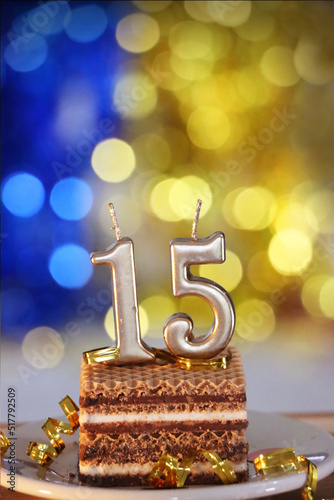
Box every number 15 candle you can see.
[85,200,235,366]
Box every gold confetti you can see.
[1,431,10,455]
[26,396,79,467]
[148,450,237,487]
[254,447,319,500]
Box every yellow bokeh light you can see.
[235,66,272,107]
[151,51,190,91]
[169,21,213,60]
[91,139,135,183]
[294,38,334,85]
[205,25,234,62]
[260,46,299,87]
[215,75,238,112]
[222,188,244,228]
[170,53,214,81]
[152,7,177,37]
[86,2,333,329]
[190,77,218,108]
[132,133,171,172]
[132,0,172,12]
[319,277,334,319]
[116,14,160,54]
[187,106,230,149]
[268,229,313,275]
[140,294,176,338]
[163,128,190,166]
[222,112,250,150]
[170,175,212,220]
[196,250,243,292]
[150,177,182,221]
[236,299,276,342]
[22,326,65,369]
[98,194,142,237]
[274,200,318,237]
[208,0,252,27]
[301,275,330,318]
[184,1,213,23]
[307,189,334,234]
[235,10,274,41]
[104,305,149,341]
[292,182,316,200]
[247,251,282,292]
[113,71,157,120]
[233,187,276,230]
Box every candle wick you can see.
[191,199,202,240]
[109,203,122,241]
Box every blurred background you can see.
[1,0,334,420]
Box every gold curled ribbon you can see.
[301,458,317,500]
[1,431,10,455]
[153,348,231,371]
[254,447,319,500]
[254,447,307,475]
[148,450,237,488]
[26,396,79,467]
[83,346,231,370]
[83,346,119,364]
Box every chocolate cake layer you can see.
[81,420,246,433]
[81,398,246,413]
[79,430,248,464]
[79,346,248,486]
[81,392,247,408]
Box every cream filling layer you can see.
[79,460,247,476]
[80,409,247,424]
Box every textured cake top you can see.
[80,346,246,402]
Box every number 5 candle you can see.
[163,200,235,359]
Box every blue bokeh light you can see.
[53,81,98,144]
[50,177,93,221]
[107,1,135,29]
[52,219,94,248]
[27,2,70,36]
[49,244,93,288]
[19,61,61,96]
[4,34,48,72]
[64,5,107,43]
[16,246,52,288]
[12,2,70,36]
[2,173,45,217]
[1,288,36,334]
[2,0,126,336]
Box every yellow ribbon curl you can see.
[26,396,79,467]
[82,346,232,370]
[1,431,10,455]
[153,348,231,371]
[254,447,319,500]
[148,450,237,488]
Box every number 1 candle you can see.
[90,203,155,364]
[163,200,235,359]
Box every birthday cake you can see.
[78,346,248,486]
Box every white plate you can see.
[2,411,334,500]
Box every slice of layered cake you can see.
[78,346,248,486]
